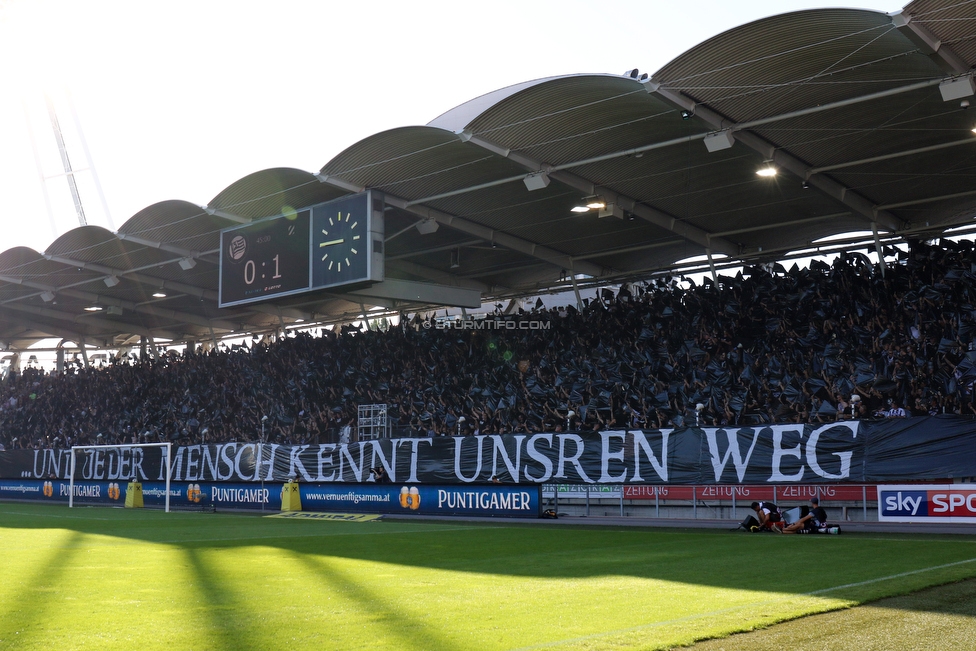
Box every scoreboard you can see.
[219,192,383,308]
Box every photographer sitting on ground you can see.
[783,496,829,534]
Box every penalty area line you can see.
[509,556,976,651]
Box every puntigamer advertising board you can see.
[0,479,542,518]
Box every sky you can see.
[0,0,898,254]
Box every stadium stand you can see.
[1,237,975,451]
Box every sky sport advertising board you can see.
[878,484,976,523]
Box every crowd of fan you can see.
[1,239,976,451]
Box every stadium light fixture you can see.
[40,291,55,302]
[523,171,550,191]
[152,289,167,298]
[939,76,975,102]
[103,275,120,287]
[703,130,734,152]
[178,257,197,270]
[84,305,102,312]
[415,218,439,235]
[571,196,608,213]
[756,162,777,177]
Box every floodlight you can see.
[152,289,167,298]
[523,171,550,191]
[756,163,777,177]
[103,275,120,287]
[703,130,734,152]
[415,219,439,235]
[939,76,975,102]
[178,257,197,270]
[40,291,55,302]
[570,206,590,213]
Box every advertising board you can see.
[878,484,976,523]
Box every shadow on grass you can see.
[184,546,260,651]
[295,551,459,651]
[3,503,976,620]
[0,529,83,643]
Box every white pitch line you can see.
[509,556,976,651]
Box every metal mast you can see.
[45,94,87,227]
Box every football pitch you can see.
[2,504,976,651]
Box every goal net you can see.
[68,442,172,512]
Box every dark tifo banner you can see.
[1,416,974,485]
[0,479,541,518]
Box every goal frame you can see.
[68,442,172,512]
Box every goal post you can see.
[68,442,172,512]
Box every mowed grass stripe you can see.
[3,503,976,651]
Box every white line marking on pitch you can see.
[509,556,976,651]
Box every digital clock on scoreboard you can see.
[218,209,311,308]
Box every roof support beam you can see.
[386,259,490,292]
[877,188,976,211]
[115,233,217,265]
[461,133,741,258]
[203,206,251,224]
[648,85,906,233]
[0,312,92,346]
[890,10,971,75]
[1,264,242,333]
[314,174,607,278]
[0,301,180,341]
[809,138,976,175]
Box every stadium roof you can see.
[1,0,974,350]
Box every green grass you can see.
[2,503,976,651]
[687,577,976,651]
